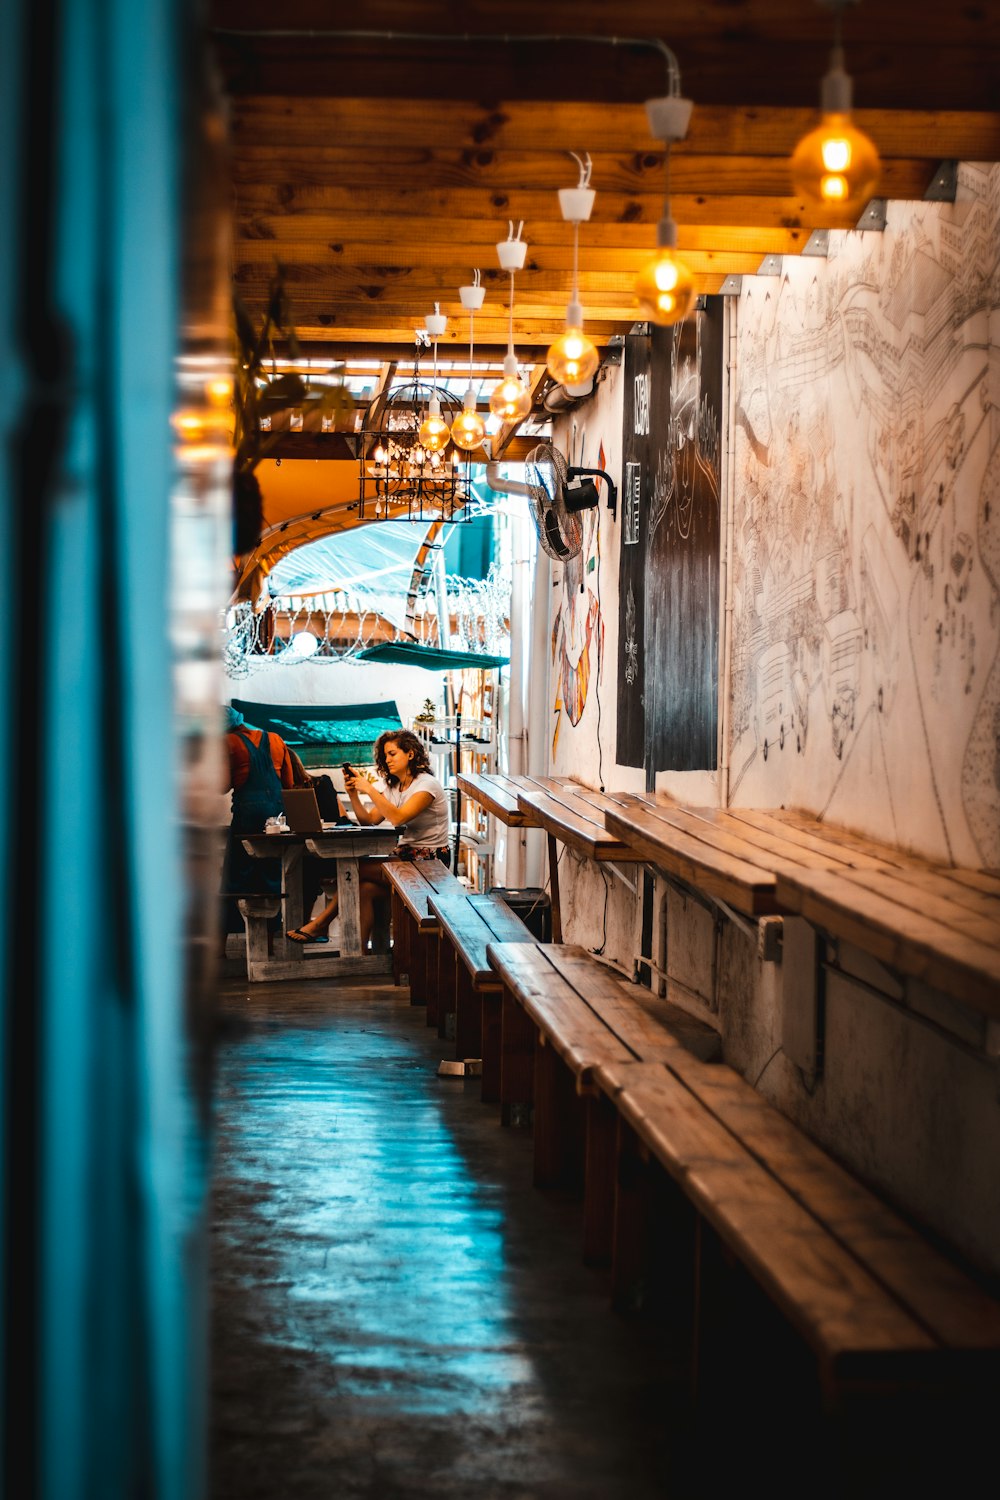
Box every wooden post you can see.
[547,832,562,942]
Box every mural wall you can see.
[730,163,1000,865]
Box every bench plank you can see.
[604,799,779,915]
[514,782,634,862]
[629,1045,1000,1351]
[456,771,531,827]
[774,866,1000,1016]
[542,945,717,1063]
[596,1060,936,1368]
[383,858,457,928]
[429,891,534,987]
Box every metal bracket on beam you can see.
[925,160,958,202]
[802,229,831,257]
[602,334,625,366]
[757,254,782,276]
[856,198,887,232]
[719,274,743,296]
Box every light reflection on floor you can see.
[210,983,672,1498]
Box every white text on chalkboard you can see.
[634,373,650,435]
[624,463,641,545]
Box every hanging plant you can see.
[232,266,354,555]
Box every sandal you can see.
[286,927,329,945]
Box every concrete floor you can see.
[208,974,685,1499]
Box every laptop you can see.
[281,787,342,834]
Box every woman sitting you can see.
[286,728,450,947]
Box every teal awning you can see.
[356,643,509,669]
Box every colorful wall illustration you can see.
[551,442,606,758]
[729,163,1000,865]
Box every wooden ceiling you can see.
[210,1,1000,366]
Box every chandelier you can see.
[357,333,473,523]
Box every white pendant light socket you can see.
[425,306,447,338]
[821,47,853,113]
[496,222,528,271]
[501,352,520,379]
[644,95,693,144]
[558,186,595,223]
[459,284,486,310]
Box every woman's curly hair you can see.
[373,728,432,786]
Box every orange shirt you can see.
[225,728,295,792]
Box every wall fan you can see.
[486,443,617,562]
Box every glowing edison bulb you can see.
[634,245,696,326]
[417,397,450,453]
[546,323,599,387]
[489,355,531,422]
[205,376,233,408]
[790,113,880,210]
[451,390,486,450]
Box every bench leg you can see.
[582,1091,617,1266]
[410,927,433,1007]
[425,932,443,1030]
[499,984,535,1125]
[533,1041,584,1191]
[455,966,481,1060]
[611,1117,649,1314]
[237,897,281,982]
[436,937,458,1044]
[480,988,502,1104]
[390,889,408,986]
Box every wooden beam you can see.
[236,216,811,258]
[230,183,922,232]
[233,233,808,268]
[229,147,937,201]
[230,98,1000,162]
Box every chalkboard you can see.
[616,306,723,776]
[646,305,723,773]
[616,335,654,767]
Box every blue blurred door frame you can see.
[1,2,210,1497]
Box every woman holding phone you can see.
[286,729,450,946]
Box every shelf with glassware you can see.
[412,702,497,891]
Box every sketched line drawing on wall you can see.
[729,162,1000,863]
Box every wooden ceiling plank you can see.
[234,227,809,263]
[232,184,877,231]
[230,147,937,200]
[232,259,764,295]
[236,217,810,256]
[231,97,1000,161]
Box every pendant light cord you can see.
[507,269,516,357]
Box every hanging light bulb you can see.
[635,216,697,326]
[418,395,450,453]
[790,35,880,213]
[547,153,600,387]
[452,271,487,451]
[634,95,696,327]
[417,302,451,453]
[489,223,532,423]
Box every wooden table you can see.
[604,796,1000,1018]
[240,826,400,981]
[458,772,637,941]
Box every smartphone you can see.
[342,762,354,776]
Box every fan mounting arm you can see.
[565,466,618,518]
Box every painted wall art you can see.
[729,163,1000,865]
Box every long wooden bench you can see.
[485,938,1000,1453]
[427,890,537,1091]
[382,858,466,1019]
[604,795,1000,1017]
[484,940,720,1254]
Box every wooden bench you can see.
[603,796,1000,1016]
[426,891,538,1095]
[485,939,1000,1456]
[382,858,467,1019]
[484,941,720,1253]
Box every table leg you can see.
[547,833,562,943]
[337,857,363,956]
[282,843,304,948]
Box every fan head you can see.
[524,443,583,560]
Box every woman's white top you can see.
[377,772,450,847]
